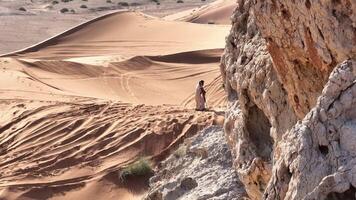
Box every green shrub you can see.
[119,158,153,181]
[174,145,187,158]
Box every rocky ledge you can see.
[145,126,248,200]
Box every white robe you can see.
[195,84,205,110]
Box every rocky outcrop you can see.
[264,59,356,200]
[145,126,248,200]
[254,0,356,118]
[220,0,297,198]
[220,0,355,199]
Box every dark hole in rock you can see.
[305,0,311,9]
[294,95,300,104]
[238,14,248,34]
[246,105,273,161]
[332,9,337,18]
[241,55,247,65]
[301,39,305,48]
[281,9,291,20]
[319,145,329,156]
[230,41,236,48]
[326,185,356,200]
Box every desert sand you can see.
[0,0,220,55]
[0,1,233,199]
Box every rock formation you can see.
[265,59,356,200]
[254,0,356,118]
[145,126,248,200]
[220,0,298,198]
[220,0,355,199]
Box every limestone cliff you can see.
[220,0,355,199]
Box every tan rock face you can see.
[254,0,356,118]
[265,60,356,200]
[221,0,356,199]
[220,0,297,198]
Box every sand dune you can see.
[0,3,232,199]
[0,0,219,55]
[0,99,220,199]
[1,11,228,106]
[164,0,235,24]
[1,49,225,106]
[7,11,229,60]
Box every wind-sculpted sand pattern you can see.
[0,99,218,199]
[0,2,232,199]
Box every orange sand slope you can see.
[9,11,229,59]
[0,99,220,200]
[0,5,232,200]
[1,11,229,107]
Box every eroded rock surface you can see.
[220,0,356,199]
[254,0,356,118]
[145,126,248,200]
[220,0,297,198]
[265,59,356,200]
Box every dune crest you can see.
[164,0,235,24]
[1,11,229,106]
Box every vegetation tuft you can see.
[177,0,184,3]
[119,158,153,181]
[174,145,187,158]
